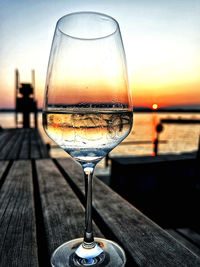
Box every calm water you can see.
[0,112,200,158]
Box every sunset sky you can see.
[0,0,199,109]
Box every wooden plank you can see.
[35,159,103,256]
[176,228,200,247]
[0,161,9,180]
[57,158,200,266]
[30,129,41,159]
[167,229,200,257]
[30,129,50,159]
[36,130,50,158]
[0,129,49,160]
[0,130,12,151]
[6,129,26,159]
[19,129,30,159]
[0,129,21,160]
[0,160,38,267]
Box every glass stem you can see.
[83,166,95,246]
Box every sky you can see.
[0,0,199,109]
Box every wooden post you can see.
[153,123,163,156]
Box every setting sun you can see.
[152,104,158,110]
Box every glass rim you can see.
[56,11,120,41]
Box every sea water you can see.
[0,112,200,158]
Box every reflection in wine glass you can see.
[43,11,133,267]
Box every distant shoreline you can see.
[0,108,41,112]
[0,108,200,113]
[133,108,200,113]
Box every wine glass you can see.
[43,11,133,267]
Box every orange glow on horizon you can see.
[0,70,200,109]
[131,80,200,109]
[47,84,132,107]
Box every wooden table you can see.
[0,128,49,160]
[0,128,200,266]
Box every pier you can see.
[0,127,200,266]
[161,118,200,124]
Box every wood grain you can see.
[36,159,103,256]
[35,129,50,158]
[0,160,9,180]
[176,228,200,247]
[0,160,38,267]
[166,229,200,257]
[6,129,26,159]
[0,129,21,160]
[57,158,200,266]
[30,129,41,159]
[0,128,49,160]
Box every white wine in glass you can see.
[43,11,133,267]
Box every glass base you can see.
[51,237,126,267]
